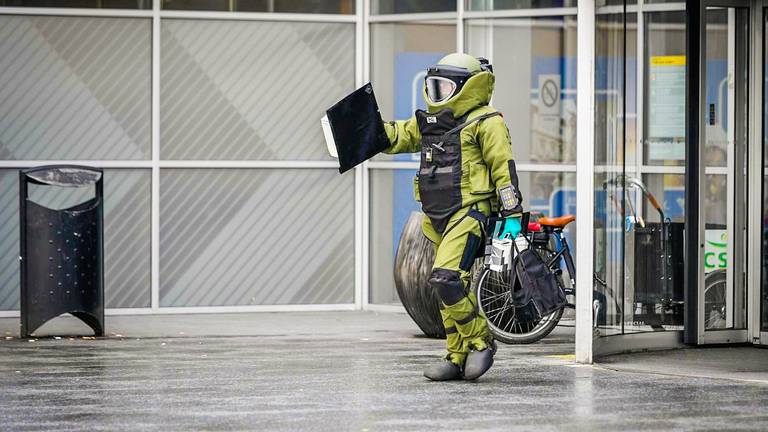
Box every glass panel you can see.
[370,21,456,162]
[763,9,768,333]
[465,16,578,164]
[0,0,149,9]
[369,169,418,305]
[702,8,749,331]
[369,168,575,304]
[160,169,354,306]
[372,0,455,14]
[0,170,152,310]
[163,0,354,13]
[467,0,575,11]
[595,12,640,336]
[642,174,685,224]
[599,0,636,6]
[0,17,151,160]
[644,11,687,166]
[160,20,354,160]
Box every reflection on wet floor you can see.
[0,312,767,431]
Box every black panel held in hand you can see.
[326,83,390,174]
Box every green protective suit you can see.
[383,60,523,367]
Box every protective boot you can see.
[424,304,467,382]
[450,291,494,380]
[423,269,471,381]
[424,354,463,381]
[463,338,496,380]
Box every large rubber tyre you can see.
[393,212,445,339]
[473,267,563,345]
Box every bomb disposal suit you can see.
[383,53,523,381]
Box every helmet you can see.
[425,53,493,104]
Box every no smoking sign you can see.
[538,75,561,116]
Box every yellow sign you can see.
[651,55,686,66]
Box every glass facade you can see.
[697,7,750,333]
[465,17,578,164]
[0,169,151,310]
[369,169,416,305]
[0,0,765,353]
[0,12,357,309]
[0,17,152,160]
[594,11,637,335]
[467,0,576,10]
[159,169,354,306]
[764,10,768,333]
[372,0,455,15]
[370,21,456,164]
[0,0,149,8]
[160,20,354,161]
[162,0,354,13]
[368,20,456,304]
[644,11,686,167]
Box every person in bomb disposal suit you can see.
[382,53,524,381]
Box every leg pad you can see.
[429,268,465,306]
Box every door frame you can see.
[686,0,756,345]
[758,1,768,346]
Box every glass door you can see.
[762,5,768,345]
[696,3,751,344]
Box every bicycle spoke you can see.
[487,296,512,322]
[480,291,508,302]
[487,304,511,323]
[484,301,513,318]
[516,321,526,333]
[479,283,504,296]
[501,308,518,332]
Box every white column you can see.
[575,0,595,364]
[360,0,372,309]
[151,0,161,311]
[457,0,465,53]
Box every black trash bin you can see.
[19,166,104,338]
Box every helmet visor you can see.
[425,76,457,103]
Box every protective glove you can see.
[494,216,522,240]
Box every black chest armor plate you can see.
[416,109,466,234]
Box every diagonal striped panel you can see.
[160,20,355,160]
[0,17,152,160]
[0,170,151,310]
[159,169,354,306]
[368,169,417,305]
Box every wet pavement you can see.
[597,345,768,383]
[1,312,768,431]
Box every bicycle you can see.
[473,214,580,344]
[474,174,724,344]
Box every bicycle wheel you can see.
[704,269,727,329]
[473,267,563,345]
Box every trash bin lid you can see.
[23,166,102,187]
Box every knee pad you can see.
[429,268,466,306]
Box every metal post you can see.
[684,0,701,344]
[151,0,161,311]
[457,0,465,53]
[576,0,596,364]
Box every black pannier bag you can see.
[510,246,568,323]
